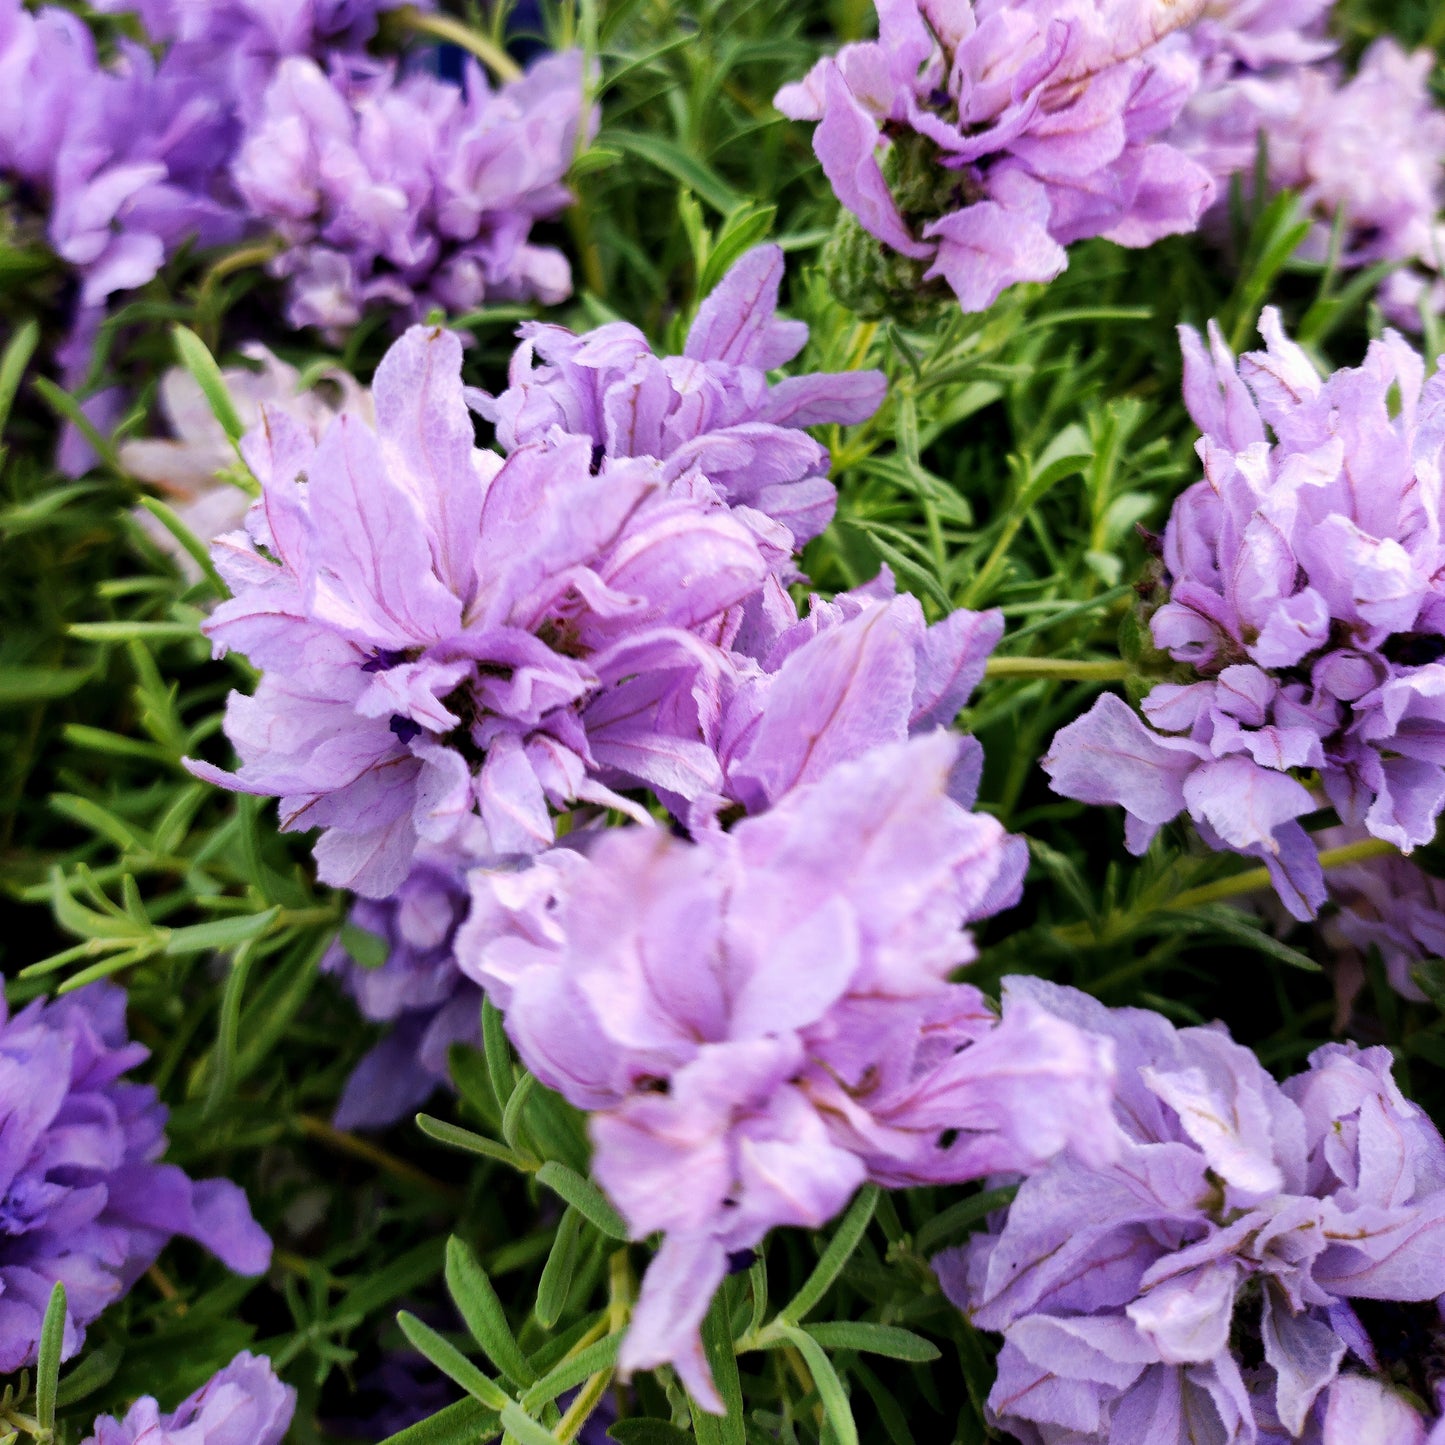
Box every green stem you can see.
[395,6,523,82]
[1164,837,1399,912]
[983,657,1131,682]
[296,1115,458,1200]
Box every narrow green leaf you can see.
[599,129,743,214]
[501,1070,537,1154]
[606,1423,694,1445]
[692,1287,745,1445]
[416,1114,533,1171]
[499,1400,563,1445]
[446,1237,536,1388]
[534,1207,582,1331]
[136,496,228,597]
[69,621,202,644]
[777,1325,857,1445]
[0,317,40,439]
[35,1282,67,1431]
[379,1397,500,1445]
[55,1341,122,1408]
[171,325,246,442]
[165,908,280,957]
[782,1185,878,1325]
[340,920,390,971]
[535,1162,627,1240]
[396,1311,510,1411]
[913,1185,1018,1255]
[803,1323,939,1362]
[0,665,91,705]
[519,1333,620,1412]
[483,996,515,1111]
[32,376,120,472]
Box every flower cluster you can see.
[940,978,1445,1445]
[477,243,885,556]
[322,851,480,1131]
[774,0,1216,315]
[190,321,773,896]
[1176,24,1445,328]
[233,49,590,335]
[459,734,1118,1410]
[82,1350,295,1445]
[1045,311,1445,918]
[0,984,270,1373]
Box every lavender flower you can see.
[774,0,1216,316]
[0,1,247,307]
[0,984,271,1373]
[322,852,480,1131]
[1176,33,1445,327]
[189,324,771,897]
[476,244,886,554]
[82,1350,295,1445]
[939,978,1445,1445]
[458,734,1117,1411]
[707,567,1013,829]
[232,49,590,335]
[1044,311,1445,919]
[91,0,425,56]
[124,343,372,583]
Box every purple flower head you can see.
[232,48,591,336]
[188,324,772,898]
[0,1,249,307]
[322,851,481,1131]
[705,567,1013,831]
[0,984,271,1374]
[476,244,886,554]
[83,1350,295,1445]
[1045,312,1445,919]
[92,0,426,55]
[939,978,1445,1445]
[458,733,1117,1411]
[1176,35,1445,327]
[775,0,1217,315]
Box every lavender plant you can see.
[2,1,1445,1443]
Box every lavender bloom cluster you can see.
[233,49,591,335]
[774,0,1216,313]
[939,979,1445,1445]
[459,734,1118,1409]
[83,1350,294,1445]
[1176,21,1445,328]
[1045,311,1445,919]
[190,249,883,898]
[322,852,480,1131]
[0,984,270,1374]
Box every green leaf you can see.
[782,1184,878,1325]
[35,1282,67,1431]
[913,1185,1018,1255]
[692,1287,744,1445]
[136,496,228,597]
[340,920,391,971]
[379,1398,500,1445]
[446,1236,536,1388]
[0,665,91,705]
[396,1311,510,1411]
[32,376,120,472]
[534,1207,583,1331]
[599,129,743,214]
[535,1161,627,1240]
[519,1333,620,1412]
[499,1400,564,1445]
[483,996,516,1111]
[165,908,280,957]
[776,1325,857,1445]
[699,202,776,294]
[803,1323,939,1363]
[0,316,39,441]
[55,1341,122,1409]
[416,1114,534,1171]
[607,1423,695,1445]
[171,325,246,443]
